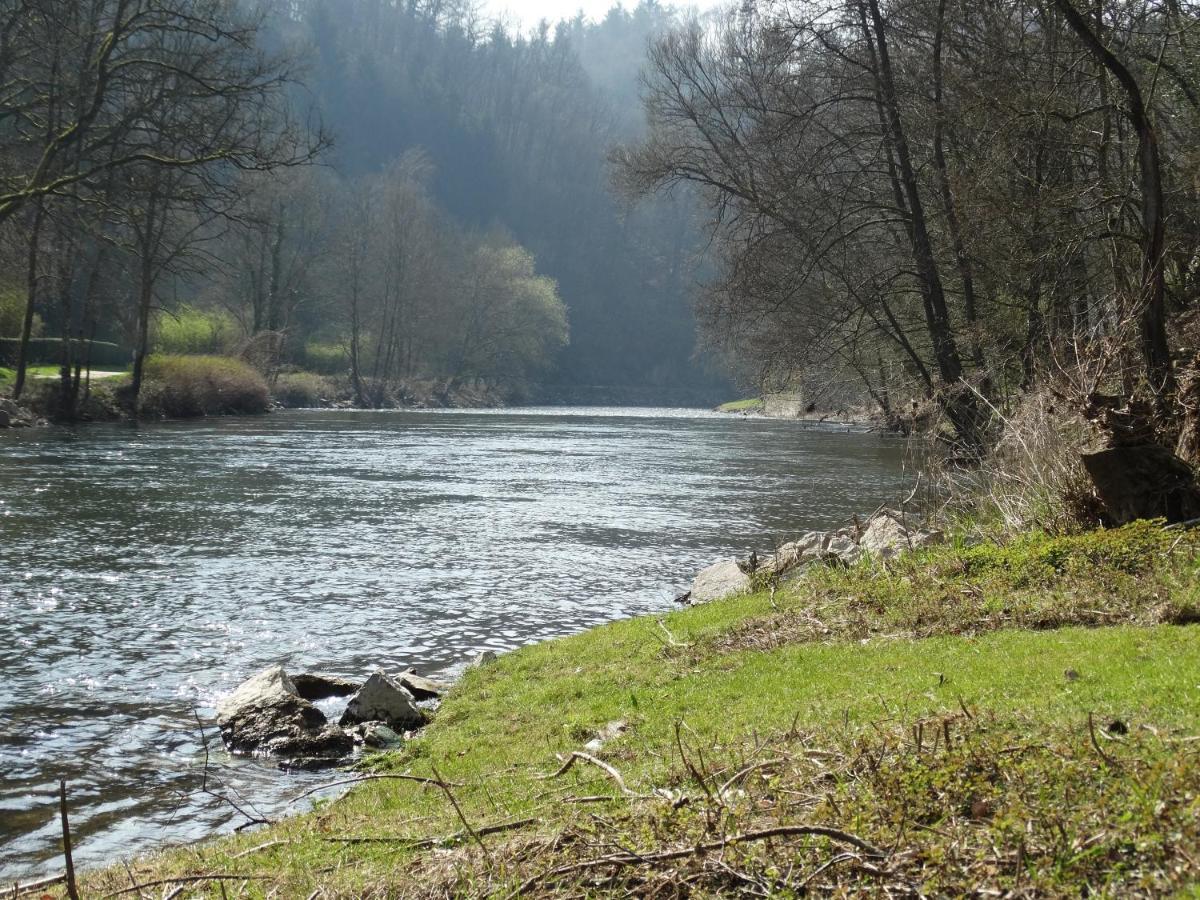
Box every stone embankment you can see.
[685,508,942,604]
[0,397,43,428]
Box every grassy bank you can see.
[717,397,764,413]
[71,522,1200,897]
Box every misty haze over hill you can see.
[277,0,730,403]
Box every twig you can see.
[192,709,272,829]
[122,858,146,899]
[675,722,716,804]
[230,839,291,860]
[537,751,641,798]
[288,773,457,805]
[717,758,784,800]
[655,619,689,648]
[430,764,490,862]
[1088,712,1119,767]
[60,780,80,900]
[513,823,887,895]
[100,874,269,898]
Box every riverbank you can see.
[717,394,884,429]
[65,520,1200,897]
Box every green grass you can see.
[80,524,1200,897]
[717,397,764,412]
[0,364,59,383]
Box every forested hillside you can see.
[0,0,728,417]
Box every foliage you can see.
[82,523,1200,897]
[301,342,347,376]
[618,0,1200,440]
[139,355,269,418]
[152,306,238,356]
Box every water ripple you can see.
[0,408,909,879]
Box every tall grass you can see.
[140,355,269,418]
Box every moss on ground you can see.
[78,523,1200,897]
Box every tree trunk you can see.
[12,200,46,401]
[1054,0,1173,411]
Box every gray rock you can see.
[291,672,361,701]
[690,558,751,603]
[0,408,9,428]
[339,670,427,732]
[359,722,404,749]
[823,531,861,566]
[761,531,826,578]
[858,509,943,560]
[395,669,446,701]
[216,665,352,759]
[467,650,498,669]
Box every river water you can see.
[0,407,910,881]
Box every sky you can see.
[483,0,718,29]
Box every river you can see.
[0,407,910,881]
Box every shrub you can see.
[273,372,335,408]
[153,306,238,355]
[140,355,269,417]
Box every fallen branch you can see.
[323,817,537,850]
[538,752,641,798]
[229,839,292,860]
[9,872,66,898]
[431,764,489,861]
[514,824,887,895]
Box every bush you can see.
[302,341,347,375]
[140,355,269,417]
[153,307,238,355]
[0,337,127,368]
[273,372,335,408]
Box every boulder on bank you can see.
[0,397,40,428]
[858,508,943,559]
[339,670,427,732]
[216,665,353,760]
[687,508,945,603]
[691,558,752,603]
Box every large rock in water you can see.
[690,558,752,603]
[291,672,361,701]
[340,671,427,732]
[216,665,352,759]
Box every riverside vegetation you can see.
[55,520,1199,898]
